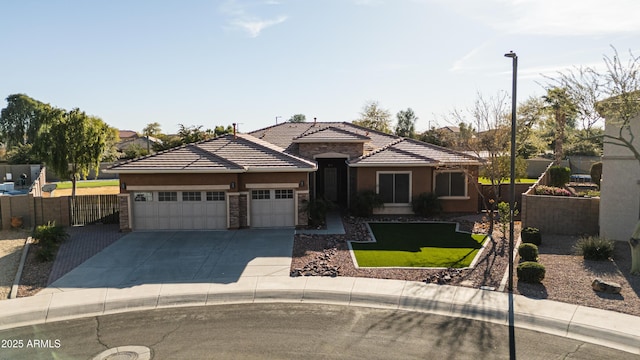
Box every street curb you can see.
[0,278,638,355]
[9,237,33,299]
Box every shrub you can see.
[534,185,572,197]
[548,166,571,187]
[33,222,68,263]
[517,261,546,284]
[590,161,602,188]
[411,193,441,217]
[518,243,539,262]
[575,236,615,261]
[352,190,384,217]
[302,197,334,227]
[521,227,542,245]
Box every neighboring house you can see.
[117,130,161,153]
[107,122,481,231]
[599,111,640,241]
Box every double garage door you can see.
[132,191,227,230]
[131,189,296,230]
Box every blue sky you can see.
[1,0,639,134]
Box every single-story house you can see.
[107,122,481,231]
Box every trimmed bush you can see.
[33,222,68,262]
[548,166,571,187]
[534,185,572,197]
[518,243,539,262]
[590,161,602,188]
[302,197,334,227]
[411,193,441,217]
[352,190,384,217]
[517,261,546,284]
[575,236,615,261]
[521,227,542,246]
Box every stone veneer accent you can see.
[118,194,131,232]
[297,191,309,226]
[228,193,240,229]
[298,143,364,159]
[239,193,248,228]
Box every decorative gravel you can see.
[291,214,640,317]
[0,230,29,299]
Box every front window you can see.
[377,173,410,203]
[435,172,466,197]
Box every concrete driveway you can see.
[46,229,294,290]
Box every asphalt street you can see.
[1,303,637,360]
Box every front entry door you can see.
[324,167,338,202]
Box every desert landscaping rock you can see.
[592,278,622,294]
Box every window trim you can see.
[376,171,412,205]
[433,170,469,199]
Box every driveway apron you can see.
[46,229,294,290]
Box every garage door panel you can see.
[251,189,295,228]
[132,191,227,230]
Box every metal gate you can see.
[70,195,119,226]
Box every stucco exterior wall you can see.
[600,112,640,240]
[355,166,479,214]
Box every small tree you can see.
[395,108,417,138]
[352,101,392,133]
[288,114,306,123]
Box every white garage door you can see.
[132,191,227,230]
[250,189,295,228]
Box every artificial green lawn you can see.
[53,179,119,189]
[477,177,537,185]
[351,222,487,268]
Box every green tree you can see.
[34,108,115,199]
[177,124,213,144]
[6,143,41,164]
[419,127,453,147]
[214,125,234,136]
[395,108,417,138]
[288,114,306,123]
[516,97,546,158]
[0,94,49,149]
[352,101,392,133]
[142,122,162,137]
[543,87,578,165]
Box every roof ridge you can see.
[402,137,481,161]
[350,137,404,163]
[234,133,316,168]
[344,122,400,140]
[293,125,371,140]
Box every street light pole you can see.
[504,51,517,293]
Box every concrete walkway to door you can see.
[41,229,294,293]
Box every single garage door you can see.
[132,191,227,230]
[250,189,295,228]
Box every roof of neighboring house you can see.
[248,121,397,153]
[118,130,138,140]
[107,133,316,173]
[438,126,460,133]
[349,138,481,167]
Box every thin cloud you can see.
[219,0,288,38]
[232,15,288,38]
[435,0,640,36]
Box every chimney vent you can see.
[232,123,237,139]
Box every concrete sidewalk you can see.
[0,277,638,355]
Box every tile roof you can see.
[349,138,481,167]
[248,121,397,152]
[107,133,316,173]
[292,126,371,142]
